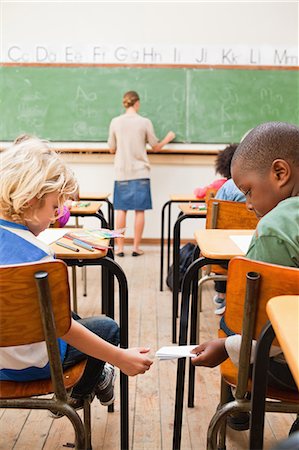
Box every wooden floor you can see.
[0,245,294,449]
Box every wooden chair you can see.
[0,260,93,450]
[198,199,258,313]
[207,257,299,450]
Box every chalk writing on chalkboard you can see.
[0,66,298,142]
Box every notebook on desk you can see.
[229,234,253,254]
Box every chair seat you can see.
[219,330,299,403]
[0,360,86,399]
[210,265,227,275]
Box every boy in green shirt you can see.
[191,121,299,429]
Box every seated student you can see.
[0,136,153,413]
[194,143,244,200]
[191,121,299,430]
[194,143,246,314]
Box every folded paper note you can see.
[156,345,197,360]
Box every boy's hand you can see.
[191,338,228,367]
[118,347,153,376]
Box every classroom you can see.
[0,2,298,450]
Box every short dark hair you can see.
[232,122,299,173]
[215,143,238,178]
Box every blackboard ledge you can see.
[0,142,225,155]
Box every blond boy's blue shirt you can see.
[246,197,299,268]
[0,219,67,381]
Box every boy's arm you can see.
[191,335,282,368]
[63,319,153,376]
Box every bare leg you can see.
[133,210,145,253]
[115,210,127,253]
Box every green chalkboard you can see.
[0,66,298,143]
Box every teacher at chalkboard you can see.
[108,90,175,257]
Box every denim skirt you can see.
[113,178,152,211]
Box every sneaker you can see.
[213,294,226,305]
[95,363,116,406]
[227,411,250,431]
[214,300,226,315]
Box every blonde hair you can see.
[0,136,78,223]
[122,91,140,109]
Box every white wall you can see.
[2,1,298,239]
[2,2,297,47]
[64,156,216,238]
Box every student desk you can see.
[70,201,107,228]
[171,203,207,343]
[173,229,254,450]
[51,230,129,450]
[52,232,107,312]
[249,295,299,449]
[160,194,199,291]
[79,192,114,229]
[267,295,299,388]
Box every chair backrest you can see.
[224,257,299,396]
[225,257,299,340]
[206,199,258,229]
[0,260,71,347]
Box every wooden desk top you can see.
[267,295,299,388]
[70,201,102,215]
[50,229,109,260]
[194,229,254,259]
[79,192,111,200]
[170,194,198,201]
[178,203,207,215]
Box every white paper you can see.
[229,234,253,254]
[156,345,197,360]
[37,229,68,245]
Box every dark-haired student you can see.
[191,122,299,431]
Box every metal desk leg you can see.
[167,201,172,276]
[106,199,114,230]
[71,266,78,313]
[160,200,171,291]
[173,257,224,450]
[68,256,129,450]
[83,266,87,297]
[101,249,115,316]
[98,257,129,450]
[172,215,183,343]
[94,212,108,229]
[250,321,275,450]
[173,258,201,450]
[187,246,200,408]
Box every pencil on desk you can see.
[73,239,95,252]
[56,241,80,252]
